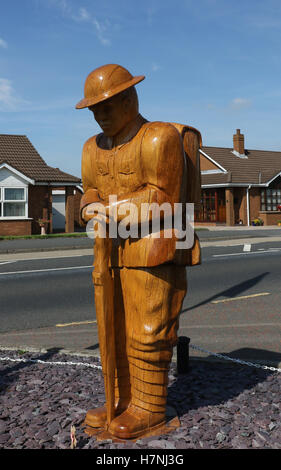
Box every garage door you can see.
[52,193,65,230]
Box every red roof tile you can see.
[201,146,281,186]
[0,134,80,184]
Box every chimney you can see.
[233,129,245,155]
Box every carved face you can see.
[89,87,138,137]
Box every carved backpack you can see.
[170,123,202,266]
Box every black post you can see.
[177,336,190,374]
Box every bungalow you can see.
[196,129,281,226]
[0,134,81,236]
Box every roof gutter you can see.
[202,171,281,188]
[35,181,80,186]
[201,183,270,188]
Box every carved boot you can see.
[108,363,168,439]
[84,369,131,428]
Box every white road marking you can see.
[213,248,281,258]
[0,328,98,337]
[201,236,281,247]
[180,322,280,329]
[0,265,92,276]
[213,250,268,257]
[211,292,270,304]
[56,320,97,327]
[0,249,93,262]
[0,261,16,265]
[4,253,93,262]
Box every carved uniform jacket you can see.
[80,117,201,268]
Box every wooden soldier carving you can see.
[75,64,201,439]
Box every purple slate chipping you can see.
[0,350,280,449]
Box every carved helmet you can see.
[75,64,145,109]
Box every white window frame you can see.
[261,188,281,212]
[0,186,28,219]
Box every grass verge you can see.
[0,233,88,240]
[0,227,209,241]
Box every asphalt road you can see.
[0,240,280,363]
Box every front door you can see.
[196,189,226,223]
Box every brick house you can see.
[196,129,281,226]
[0,134,81,235]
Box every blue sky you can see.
[1,0,281,178]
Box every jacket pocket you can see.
[118,163,135,175]
[96,160,110,176]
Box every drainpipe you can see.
[247,185,252,226]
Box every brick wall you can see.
[0,220,32,236]
[225,188,235,225]
[0,185,51,236]
[259,211,281,225]
[0,185,80,235]
[28,185,51,234]
[74,188,83,228]
[200,154,220,171]
[65,186,74,233]
[249,188,261,222]
[234,188,247,224]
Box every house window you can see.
[0,187,27,218]
[261,189,281,211]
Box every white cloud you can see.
[0,77,73,113]
[73,8,110,46]
[0,79,30,111]
[0,38,8,49]
[231,97,252,109]
[92,18,111,46]
[46,0,70,15]
[45,1,111,46]
[77,7,90,22]
[152,63,161,72]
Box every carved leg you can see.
[85,268,131,428]
[85,368,131,428]
[109,265,187,439]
